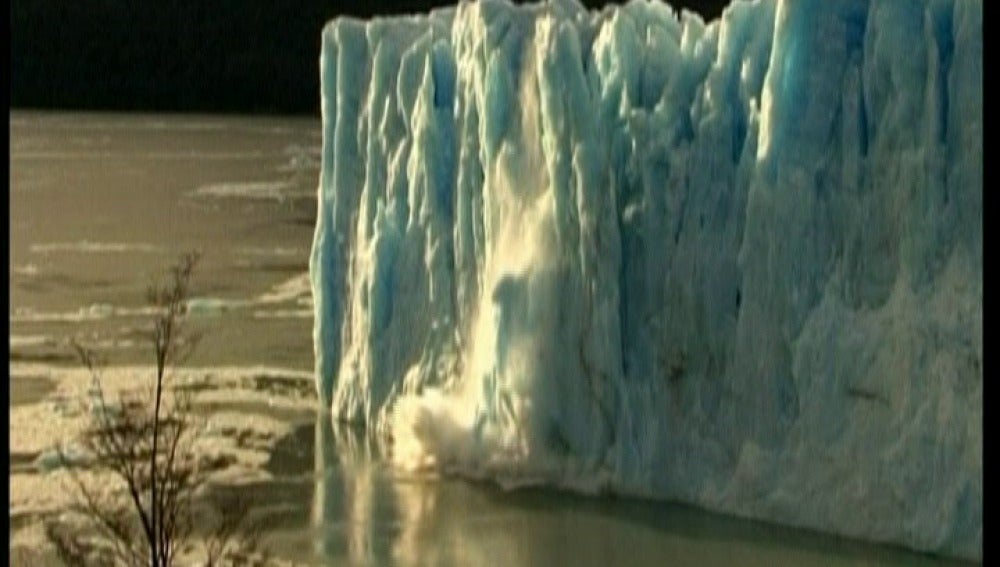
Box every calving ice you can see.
[309,0,981,560]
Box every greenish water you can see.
[220,415,974,567]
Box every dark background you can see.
[11,0,730,116]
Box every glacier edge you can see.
[309,0,982,559]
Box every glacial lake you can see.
[9,111,974,566]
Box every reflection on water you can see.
[313,416,392,563]
[295,415,971,567]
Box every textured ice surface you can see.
[310,0,981,559]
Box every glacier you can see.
[309,0,982,559]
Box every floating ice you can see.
[193,181,294,201]
[255,273,313,304]
[252,309,313,319]
[9,335,54,348]
[30,241,161,254]
[10,304,162,323]
[186,273,314,317]
[12,263,40,276]
[185,297,243,316]
[236,246,310,257]
[310,0,981,559]
[34,443,94,473]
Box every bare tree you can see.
[45,252,269,566]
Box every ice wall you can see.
[310,0,982,559]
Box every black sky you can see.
[11,0,731,116]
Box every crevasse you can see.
[309,0,982,559]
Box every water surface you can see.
[11,110,319,369]
[239,416,974,567]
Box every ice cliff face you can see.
[310,0,982,559]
